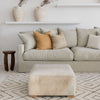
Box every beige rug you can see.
[0,72,100,100]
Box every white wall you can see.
[0,0,100,70]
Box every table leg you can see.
[4,54,9,71]
[10,53,15,71]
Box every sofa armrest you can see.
[18,44,24,61]
[18,44,24,53]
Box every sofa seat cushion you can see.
[23,48,73,61]
[72,47,100,61]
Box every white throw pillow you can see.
[87,35,100,49]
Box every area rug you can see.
[0,72,100,100]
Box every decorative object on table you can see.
[34,0,57,21]
[13,0,26,21]
[3,51,16,71]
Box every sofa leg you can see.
[29,95,37,98]
[67,95,75,98]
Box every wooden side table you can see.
[3,51,16,71]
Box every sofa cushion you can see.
[18,29,41,51]
[94,27,100,34]
[18,31,36,51]
[87,35,100,50]
[50,32,67,49]
[71,47,100,61]
[76,28,98,47]
[23,48,73,61]
[40,28,58,35]
[58,28,77,47]
[33,31,52,50]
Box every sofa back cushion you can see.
[18,28,41,51]
[58,28,77,47]
[94,27,100,35]
[40,28,58,35]
[77,28,98,47]
[18,31,36,51]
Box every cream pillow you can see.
[87,35,100,49]
[50,32,67,49]
[77,28,98,47]
[18,32,36,51]
[18,29,42,51]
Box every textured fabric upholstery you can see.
[87,35,100,49]
[18,32,36,51]
[33,31,52,50]
[18,29,41,51]
[58,28,77,47]
[76,28,98,47]
[23,48,73,61]
[72,47,100,61]
[50,32,67,49]
[40,28,58,35]
[29,64,76,96]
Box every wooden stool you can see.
[3,51,16,71]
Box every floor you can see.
[0,66,100,99]
[0,71,100,100]
[0,66,9,83]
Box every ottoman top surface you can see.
[30,64,75,76]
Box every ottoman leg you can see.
[29,95,37,98]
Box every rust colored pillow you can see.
[33,31,52,50]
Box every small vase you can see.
[13,6,24,22]
[34,7,46,21]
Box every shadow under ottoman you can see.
[28,64,76,97]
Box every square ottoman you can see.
[29,64,76,97]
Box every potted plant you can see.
[34,0,53,21]
[13,0,26,21]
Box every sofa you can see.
[18,27,100,72]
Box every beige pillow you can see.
[76,28,98,47]
[50,32,67,49]
[18,31,36,51]
[33,31,52,50]
[87,35,100,49]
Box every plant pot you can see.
[34,7,46,21]
[13,6,24,21]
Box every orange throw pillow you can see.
[33,31,52,50]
